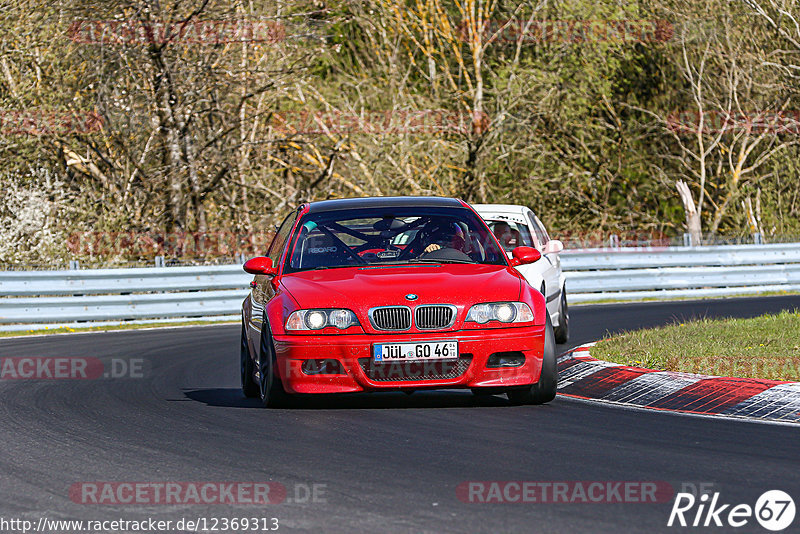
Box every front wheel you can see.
[258,320,290,408]
[241,322,259,398]
[507,315,558,405]
[554,286,569,344]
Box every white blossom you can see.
[0,168,67,266]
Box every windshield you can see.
[284,206,507,272]
[485,219,534,252]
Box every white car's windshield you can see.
[485,219,535,252]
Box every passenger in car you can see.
[492,222,519,251]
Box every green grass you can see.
[575,289,800,306]
[0,320,237,338]
[591,310,800,381]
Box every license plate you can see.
[373,341,458,362]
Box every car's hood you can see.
[280,264,521,310]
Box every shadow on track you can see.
[181,388,262,408]
[182,387,541,410]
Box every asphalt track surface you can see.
[1,295,799,533]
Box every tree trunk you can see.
[676,180,703,245]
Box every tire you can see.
[507,315,558,405]
[554,286,569,344]
[241,321,259,398]
[258,319,290,408]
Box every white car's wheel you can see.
[554,287,569,344]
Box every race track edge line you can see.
[556,343,800,425]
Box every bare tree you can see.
[372,0,550,201]
[653,6,798,242]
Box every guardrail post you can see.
[68,260,80,270]
[154,255,165,267]
[753,233,763,245]
[608,234,620,249]
[237,252,246,264]
[683,233,692,247]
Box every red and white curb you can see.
[557,343,800,424]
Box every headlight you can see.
[465,302,533,324]
[286,309,360,331]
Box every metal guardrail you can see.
[561,242,800,270]
[0,264,248,296]
[1,243,799,331]
[0,265,251,331]
[561,243,800,303]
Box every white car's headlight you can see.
[286,309,360,331]
[465,302,533,324]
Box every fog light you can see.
[302,359,344,375]
[486,352,525,368]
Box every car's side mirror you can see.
[243,256,277,276]
[510,246,542,266]
[543,239,564,254]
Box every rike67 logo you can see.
[668,490,795,531]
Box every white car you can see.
[473,204,569,343]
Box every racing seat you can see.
[467,234,486,262]
[296,232,353,270]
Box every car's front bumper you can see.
[272,326,545,394]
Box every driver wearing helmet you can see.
[423,221,466,253]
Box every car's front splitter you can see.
[272,326,545,394]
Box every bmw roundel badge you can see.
[405,294,418,301]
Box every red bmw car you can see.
[240,196,557,407]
